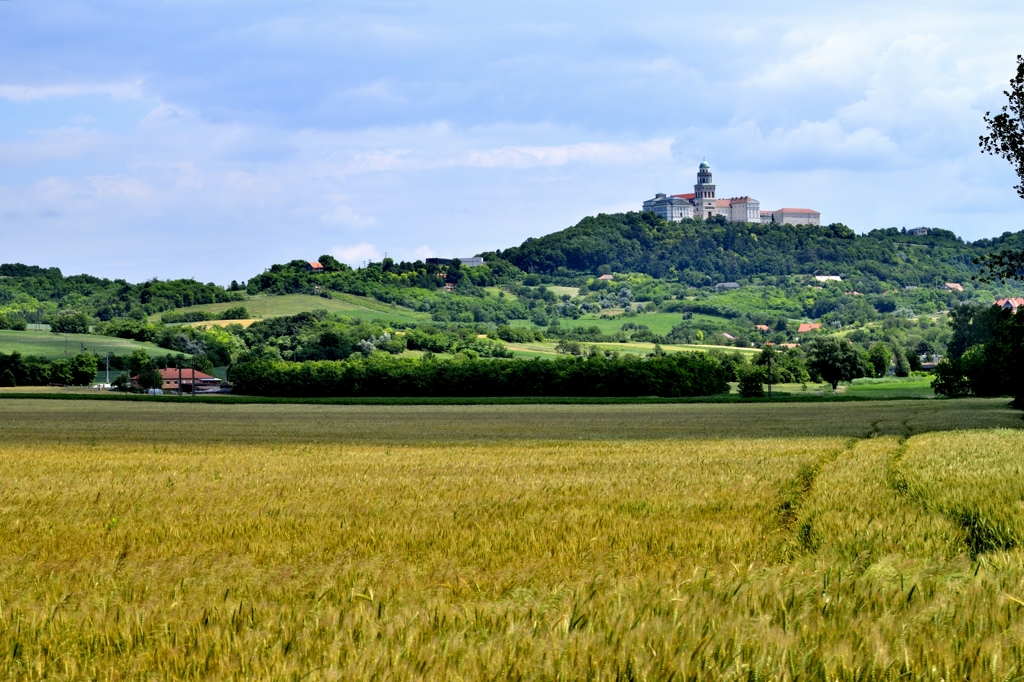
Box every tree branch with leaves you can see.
[977,55,1024,282]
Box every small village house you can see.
[132,368,222,393]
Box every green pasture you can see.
[0,330,181,361]
[151,293,427,325]
[503,339,760,359]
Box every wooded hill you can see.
[490,212,1024,290]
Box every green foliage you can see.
[494,325,543,343]
[0,313,27,331]
[867,342,893,378]
[754,346,810,383]
[0,369,15,387]
[192,355,216,375]
[227,352,731,398]
[737,365,765,398]
[220,306,249,320]
[806,336,868,390]
[50,311,90,334]
[0,262,245,322]
[161,310,216,323]
[493,212,1018,289]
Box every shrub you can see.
[737,365,765,398]
[221,306,249,320]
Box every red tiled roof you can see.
[157,368,218,381]
[797,323,822,333]
[775,208,820,214]
[672,193,695,200]
[754,324,770,331]
[716,199,731,207]
[309,261,323,269]
[996,298,1024,309]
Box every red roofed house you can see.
[307,261,324,273]
[996,298,1024,312]
[797,323,822,334]
[598,274,614,281]
[133,368,222,393]
[944,283,963,292]
[754,324,771,332]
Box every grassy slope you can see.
[504,339,760,359]
[0,400,1021,678]
[0,329,181,360]
[150,293,427,325]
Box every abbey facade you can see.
[643,161,820,226]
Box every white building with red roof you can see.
[643,160,820,225]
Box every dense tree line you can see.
[226,352,730,398]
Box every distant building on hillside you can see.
[715,282,740,292]
[907,227,930,236]
[425,257,485,267]
[307,261,324,273]
[643,160,820,225]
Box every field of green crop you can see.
[504,338,761,359]
[0,329,182,360]
[151,293,427,325]
[0,398,1021,679]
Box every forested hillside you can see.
[0,263,245,325]
[491,212,1024,289]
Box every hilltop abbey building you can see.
[643,160,820,226]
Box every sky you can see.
[2,0,1024,284]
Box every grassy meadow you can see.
[151,293,428,326]
[0,329,181,361]
[0,398,1022,679]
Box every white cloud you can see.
[414,245,435,260]
[320,204,376,227]
[331,243,381,266]
[0,81,144,102]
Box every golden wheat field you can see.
[1,398,1024,680]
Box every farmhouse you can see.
[797,323,822,333]
[996,297,1024,312]
[132,368,222,393]
[307,261,324,273]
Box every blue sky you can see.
[2,0,1024,283]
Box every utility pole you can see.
[191,356,196,398]
[767,350,772,398]
[105,352,109,386]
[177,358,182,397]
